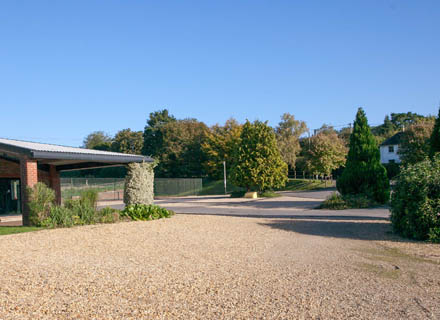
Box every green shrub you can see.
[80,189,98,209]
[383,162,401,180]
[27,182,56,226]
[390,156,440,242]
[319,192,379,210]
[121,204,174,221]
[230,190,246,198]
[319,193,347,210]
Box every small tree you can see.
[430,107,440,158]
[337,108,390,203]
[230,120,288,191]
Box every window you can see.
[389,159,395,164]
[388,146,394,153]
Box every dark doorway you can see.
[0,179,21,214]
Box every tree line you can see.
[79,108,436,180]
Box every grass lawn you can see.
[0,226,43,236]
[279,178,336,191]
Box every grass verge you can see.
[0,226,43,236]
[277,179,336,192]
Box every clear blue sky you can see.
[1,1,439,146]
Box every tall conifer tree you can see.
[430,107,440,158]
[337,108,390,203]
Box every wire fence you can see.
[60,178,204,200]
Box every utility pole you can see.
[223,161,227,195]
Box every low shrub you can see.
[230,191,246,198]
[390,156,440,242]
[121,204,174,221]
[319,192,379,210]
[27,182,55,226]
[319,193,347,210]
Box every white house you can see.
[380,132,403,164]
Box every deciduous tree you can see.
[142,109,176,157]
[398,118,435,165]
[275,113,308,171]
[112,129,143,155]
[202,119,242,179]
[304,126,347,177]
[83,131,113,150]
[230,120,287,191]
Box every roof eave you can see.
[31,151,153,163]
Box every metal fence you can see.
[60,178,125,200]
[154,178,202,197]
[60,178,203,200]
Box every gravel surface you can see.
[0,215,439,319]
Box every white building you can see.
[380,132,403,164]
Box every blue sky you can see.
[1,1,439,146]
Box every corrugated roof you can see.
[0,138,152,163]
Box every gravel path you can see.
[0,215,439,319]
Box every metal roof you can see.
[0,138,153,163]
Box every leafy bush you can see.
[27,182,56,226]
[319,192,379,210]
[121,204,174,221]
[80,189,98,209]
[390,156,440,242]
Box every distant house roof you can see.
[380,132,404,146]
[0,138,152,171]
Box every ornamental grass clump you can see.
[390,155,440,242]
[27,182,56,226]
[27,184,120,228]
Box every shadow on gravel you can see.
[259,219,408,241]
[179,213,389,221]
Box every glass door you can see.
[0,179,21,214]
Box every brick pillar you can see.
[20,158,38,226]
[49,165,61,205]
